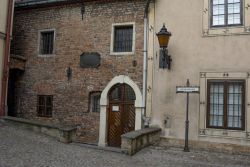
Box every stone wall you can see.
[148,0,250,147]
[11,0,146,143]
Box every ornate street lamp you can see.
[156,24,172,69]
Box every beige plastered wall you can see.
[0,0,8,98]
[147,0,250,146]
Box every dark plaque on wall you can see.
[80,52,101,68]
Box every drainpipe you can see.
[0,0,14,117]
[142,0,151,128]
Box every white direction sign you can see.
[176,86,200,93]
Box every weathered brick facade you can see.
[11,0,146,143]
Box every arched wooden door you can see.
[108,84,136,147]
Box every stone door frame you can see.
[98,75,143,147]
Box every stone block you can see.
[121,127,161,156]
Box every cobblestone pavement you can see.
[1,121,250,167]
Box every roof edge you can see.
[15,0,81,8]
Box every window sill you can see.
[199,128,248,139]
[202,26,250,37]
[110,51,135,56]
[38,54,56,57]
[90,112,100,115]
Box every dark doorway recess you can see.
[7,69,23,117]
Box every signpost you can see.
[176,79,199,152]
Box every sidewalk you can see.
[0,121,250,167]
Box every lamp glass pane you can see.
[157,35,170,48]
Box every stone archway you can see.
[98,75,143,147]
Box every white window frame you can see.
[202,0,250,36]
[38,29,56,57]
[110,22,136,56]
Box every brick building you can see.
[10,0,147,146]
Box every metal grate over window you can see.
[207,80,245,130]
[90,92,101,112]
[211,0,242,27]
[113,26,133,52]
[37,95,53,117]
[40,31,54,55]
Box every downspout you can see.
[142,0,151,127]
[0,0,14,117]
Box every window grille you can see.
[37,95,53,117]
[113,26,133,52]
[90,92,101,112]
[40,31,54,55]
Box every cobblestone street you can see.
[1,121,250,167]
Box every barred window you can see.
[37,95,53,117]
[113,26,133,52]
[207,80,245,130]
[89,92,101,112]
[39,30,54,55]
[211,0,243,27]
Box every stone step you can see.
[0,119,7,127]
[72,142,127,154]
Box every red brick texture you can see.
[11,0,146,143]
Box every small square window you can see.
[37,95,53,117]
[110,23,135,55]
[202,0,250,36]
[113,26,133,52]
[89,92,101,113]
[211,0,243,27]
[39,30,55,55]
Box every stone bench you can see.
[3,116,77,143]
[121,127,161,155]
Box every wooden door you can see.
[108,84,135,147]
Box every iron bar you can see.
[184,79,190,152]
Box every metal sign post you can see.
[176,79,199,152]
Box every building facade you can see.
[147,0,250,151]
[11,0,146,146]
[0,0,14,117]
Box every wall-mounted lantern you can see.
[156,24,172,69]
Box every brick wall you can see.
[11,0,146,143]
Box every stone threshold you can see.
[72,142,127,154]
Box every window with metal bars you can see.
[113,26,133,52]
[37,95,53,117]
[89,92,101,112]
[39,30,54,55]
[207,80,245,130]
[211,0,243,27]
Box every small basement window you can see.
[37,95,53,117]
[89,92,101,113]
[39,30,55,55]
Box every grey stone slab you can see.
[1,123,250,167]
[121,127,161,139]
